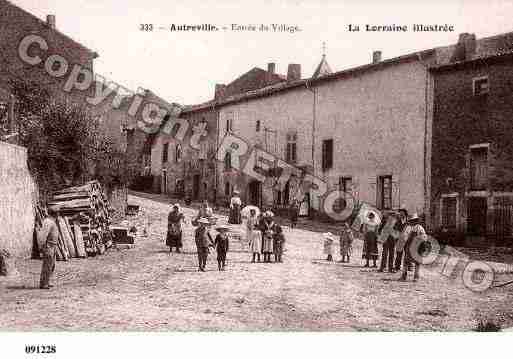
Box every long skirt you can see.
[262,234,274,254]
[166,231,183,248]
[340,239,352,257]
[249,231,262,253]
[362,232,378,260]
[228,206,242,224]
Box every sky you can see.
[10,0,513,105]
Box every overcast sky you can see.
[11,0,513,105]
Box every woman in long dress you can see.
[361,212,379,267]
[229,191,242,224]
[166,204,185,253]
[247,209,261,262]
[260,211,276,263]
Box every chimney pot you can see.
[215,83,226,100]
[287,64,301,81]
[372,50,382,63]
[46,14,56,29]
[267,62,276,75]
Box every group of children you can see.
[323,222,354,263]
[321,209,428,282]
[246,209,285,263]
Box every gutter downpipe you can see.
[306,79,316,215]
[418,52,430,229]
[213,101,219,207]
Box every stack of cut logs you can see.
[39,180,114,260]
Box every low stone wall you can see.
[0,141,37,258]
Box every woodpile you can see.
[36,180,114,260]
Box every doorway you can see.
[193,174,200,200]
[467,197,487,236]
[248,180,262,207]
[162,169,168,195]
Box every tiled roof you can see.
[3,0,98,58]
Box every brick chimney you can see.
[267,62,276,75]
[452,33,476,62]
[287,64,301,81]
[46,14,56,29]
[214,83,226,100]
[372,50,382,64]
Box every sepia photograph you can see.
[1,0,513,356]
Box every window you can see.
[286,132,297,163]
[473,76,489,96]
[470,145,488,190]
[321,139,334,171]
[256,120,261,132]
[378,175,392,210]
[441,196,457,229]
[224,151,232,170]
[175,144,182,162]
[225,112,233,133]
[162,143,169,163]
[339,176,352,194]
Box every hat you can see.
[216,225,230,232]
[197,217,210,224]
[323,232,334,238]
[233,190,240,194]
[409,213,419,221]
[264,210,274,217]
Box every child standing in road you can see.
[215,225,230,271]
[323,232,334,261]
[339,222,354,263]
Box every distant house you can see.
[149,63,288,203]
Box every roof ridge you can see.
[2,0,98,58]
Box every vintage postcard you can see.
[1,0,512,356]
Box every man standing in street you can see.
[38,207,60,289]
[400,213,427,282]
[394,207,409,272]
[194,218,213,271]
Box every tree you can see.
[10,80,127,202]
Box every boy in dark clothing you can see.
[215,225,230,271]
[194,218,213,271]
[273,225,285,263]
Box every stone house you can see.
[216,52,437,219]
[430,32,513,246]
[149,63,288,204]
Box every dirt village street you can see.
[1,193,513,331]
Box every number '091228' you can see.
[25,345,56,354]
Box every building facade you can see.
[216,52,436,219]
[430,38,513,246]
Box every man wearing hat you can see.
[38,206,60,289]
[166,203,184,253]
[394,207,409,272]
[400,213,427,281]
[214,225,230,271]
[195,218,213,271]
